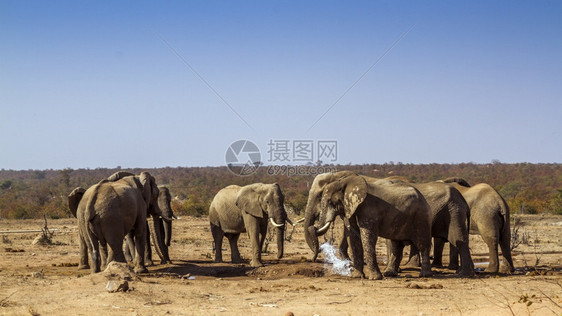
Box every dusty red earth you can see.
[0,214,561,315]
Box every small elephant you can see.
[316,175,433,279]
[68,171,164,273]
[209,183,288,267]
[443,178,514,273]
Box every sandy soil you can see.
[0,214,561,316]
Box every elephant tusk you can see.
[295,217,305,224]
[316,222,331,235]
[269,217,284,228]
[286,218,295,226]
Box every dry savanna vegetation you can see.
[0,164,561,315]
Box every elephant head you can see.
[235,183,287,259]
[303,171,356,260]
[157,186,175,247]
[68,187,86,218]
[319,176,368,228]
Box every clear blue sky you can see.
[1,1,561,170]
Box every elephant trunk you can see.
[308,226,320,262]
[276,226,285,260]
[164,219,172,247]
[303,204,320,261]
[150,215,171,264]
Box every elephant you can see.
[68,171,164,273]
[308,173,433,279]
[373,178,475,276]
[209,183,288,267]
[124,185,175,265]
[303,171,357,261]
[442,178,514,273]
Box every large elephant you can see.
[68,171,163,273]
[443,178,514,273]
[209,183,288,267]
[378,178,475,276]
[124,185,175,265]
[311,174,433,279]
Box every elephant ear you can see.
[343,176,368,217]
[320,181,343,212]
[321,176,367,218]
[139,172,153,204]
[235,184,265,218]
[68,187,86,218]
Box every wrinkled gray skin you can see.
[303,171,356,261]
[209,183,288,267]
[310,174,433,279]
[376,178,475,276]
[124,185,174,265]
[68,172,166,273]
[442,178,514,273]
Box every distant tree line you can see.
[0,163,560,220]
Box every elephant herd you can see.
[303,172,514,279]
[68,170,515,280]
[68,172,175,273]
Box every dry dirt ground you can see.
[0,214,561,316]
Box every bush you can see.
[548,190,562,215]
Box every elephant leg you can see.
[338,224,351,261]
[358,220,382,280]
[107,236,126,264]
[384,240,404,277]
[132,225,148,273]
[226,233,243,263]
[211,224,224,263]
[100,241,109,270]
[454,239,475,276]
[88,234,101,274]
[348,216,365,278]
[432,238,446,268]
[259,219,268,254]
[144,222,153,266]
[449,243,460,270]
[383,239,392,272]
[249,222,264,267]
[481,233,500,273]
[405,244,421,268]
[499,232,515,273]
[78,233,90,270]
[417,240,433,278]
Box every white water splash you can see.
[319,242,352,276]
